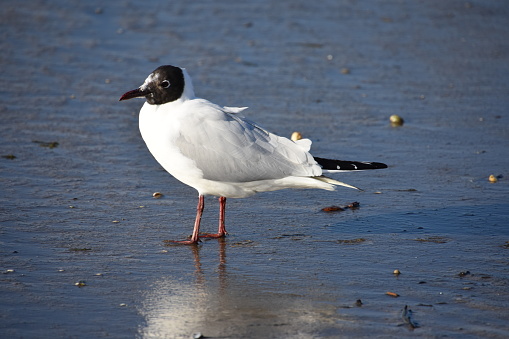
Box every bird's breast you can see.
[138,103,204,185]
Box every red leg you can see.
[218,196,227,236]
[199,196,228,239]
[165,194,204,245]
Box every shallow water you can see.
[1,1,509,338]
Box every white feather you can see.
[138,68,358,198]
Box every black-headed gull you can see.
[120,65,387,244]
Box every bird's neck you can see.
[181,68,196,101]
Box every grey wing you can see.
[175,109,321,182]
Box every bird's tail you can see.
[314,176,362,191]
[314,157,388,172]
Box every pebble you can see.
[340,67,350,74]
[153,192,163,198]
[291,131,302,141]
[322,205,344,212]
[385,291,400,297]
[390,114,404,126]
[393,269,401,275]
[488,174,497,183]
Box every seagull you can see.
[120,65,387,245]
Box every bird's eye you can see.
[161,80,170,88]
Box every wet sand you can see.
[1,1,508,338]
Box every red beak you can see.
[119,88,151,101]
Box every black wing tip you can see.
[367,161,388,169]
[314,157,388,171]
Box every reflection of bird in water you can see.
[120,65,387,244]
[138,243,338,338]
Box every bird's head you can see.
[119,65,186,105]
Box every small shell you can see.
[488,174,498,183]
[390,115,404,126]
[291,132,302,141]
[153,192,163,198]
[393,269,401,275]
[340,67,350,74]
